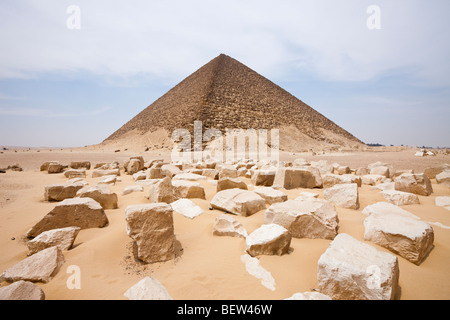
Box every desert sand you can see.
[0,147,449,300]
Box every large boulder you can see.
[213,214,248,238]
[27,227,80,255]
[324,183,360,210]
[202,169,219,180]
[147,177,176,204]
[361,174,387,186]
[310,160,333,174]
[70,161,91,170]
[436,171,450,187]
[124,277,173,300]
[75,185,118,209]
[364,212,434,265]
[47,163,65,174]
[172,180,206,200]
[210,189,266,217]
[0,246,65,284]
[395,173,433,196]
[125,203,175,264]
[264,198,338,240]
[40,161,59,172]
[217,177,248,192]
[0,281,45,300]
[253,187,288,205]
[317,233,399,300]
[44,180,87,202]
[217,164,238,179]
[26,198,108,238]
[424,164,450,179]
[322,174,361,188]
[64,169,86,179]
[161,164,182,178]
[380,190,420,206]
[251,170,276,186]
[246,224,291,257]
[273,167,323,190]
[125,157,145,175]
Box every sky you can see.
[0,0,449,148]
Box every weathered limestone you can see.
[161,164,182,178]
[133,171,147,181]
[264,199,339,240]
[246,224,291,257]
[435,196,450,210]
[322,174,361,188]
[380,190,420,206]
[253,187,288,205]
[273,167,323,190]
[424,164,449,179]
[0,281,45,300]
[47,163,64,174]
[217,164,238,179]
[251,170,276,186]
[125,203,175,264]
[172,173,207,181]
[0,246,65,284]
[147,177,176,204]
[217,177,248,192]
[27,227,80,255]
[171,199,204,219]
[317,233,399,300]
[70,161,91,170]
[172,180,206,199]
[97,175,118,185]
[40,161,59,172]
[26,198,108,238]
[285,292,332,300]
[436,171,450,187]
[324,183,360,210]
[310,160,333,174]
[364,213,434,265]
[395,173,433,196]
[147,167,164,179]
[202,169,219,180]
[92,169,120,178]
[125,157,145,175]
[210,189,266,217]
[362,202,420,219]
[76,185,118,210]
[124,277,173,300]
[64,169,86,179]
[122,185,144,196]
[361,174,387,186]
[44,180,87,202]
[213,214,248,238]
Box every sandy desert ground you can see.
[0,147,449,300]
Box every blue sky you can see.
[0,0,449,147]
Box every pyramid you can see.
[103,54,364,152]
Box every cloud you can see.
[0,0,449,86]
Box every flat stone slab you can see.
[213,214,247,238]
[380,190,420,206]
[171,199,204,219]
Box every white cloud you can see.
[0,0,449,86]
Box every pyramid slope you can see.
[104,54,364,151]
